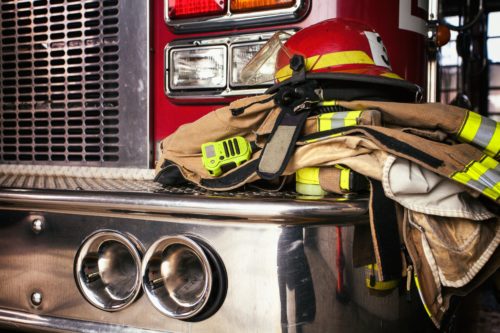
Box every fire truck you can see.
[0,0,450,332]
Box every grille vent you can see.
[0,0,121,164]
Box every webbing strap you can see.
[258,110,310,179]
[200,159,259,189]
[368,179,402,281]
[458,110,500,159]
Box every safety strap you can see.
[368,179,402,281]
[257,80,320,180]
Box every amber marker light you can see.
[230,0,296,13]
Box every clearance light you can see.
[230,0,295,13]
[231,43,276,86]
[168,0,226,19]
[170,46,226,90]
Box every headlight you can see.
[230,42,275,87]
[74,231,143,311]
[142,235,226,320]
[169,46,227,90]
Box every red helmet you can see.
[272,18,421,101]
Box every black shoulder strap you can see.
[368,178,402,281]
[257,80,320,180]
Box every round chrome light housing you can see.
[142,235,226,320]
[75,231,142,311]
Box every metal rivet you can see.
[31,291,42,306]
[32,218,44,234]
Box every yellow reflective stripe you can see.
[380,72,403,79]
[458,110,500,158]
[450,156,500,200]
[314,50,373,70]
[275,55,320,82]
[275,51,374,82]
[317,111,362,131]
[344,111,362,126]
[305,132,343,143]
[339,168,351,192]
[414,274,432,318]
[319,100,337,106]
[295,167,320,185]
[458,111,481,143]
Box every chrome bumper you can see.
[0,185,433,332]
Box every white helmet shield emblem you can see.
[364,31,392,70]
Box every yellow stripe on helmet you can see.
[275,51,375,82]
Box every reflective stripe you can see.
[318,111,363,131]
[339,168,351,191]
[296,167,320,185]
[305,132,343,143]
[458,111,500,158]
[319,100,338,107]
[275,51,374,82]
[450,155,500,200]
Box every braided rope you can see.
[0,164,155,181]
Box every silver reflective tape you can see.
[480,167,500,188]
[466,178,488,193]
[473,116,497,150]
[331,120,347,129]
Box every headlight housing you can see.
[142,235,226,320]
[74,231,143,311]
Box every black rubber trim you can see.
[229,95,274,116]
[154,160,188,186]
[200,159,259,189]
[267,73,422,103]
[368,179,402,281]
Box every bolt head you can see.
[31,291,42,306]
[32,219,44,234]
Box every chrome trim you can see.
[75,231,143,312]
[164,0,309,33]
[0,188,368,223]
[142,235,214,319]
[165,30,294,99]
[0,308,161,333]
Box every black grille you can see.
[0,0,121,164]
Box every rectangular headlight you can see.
[230,43,275,87]
[169,46,227,90]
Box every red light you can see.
[168,0,226,19]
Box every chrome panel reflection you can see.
[0,308,161,333]
[0,207,435,332]
[142,235,225,320]
[75,231,143,311]
[0,188,368,223]
[164,0,309,33]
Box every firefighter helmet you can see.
[271,18,422,102]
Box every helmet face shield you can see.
[239,31,294,85]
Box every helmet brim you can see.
[267,72,423,103]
